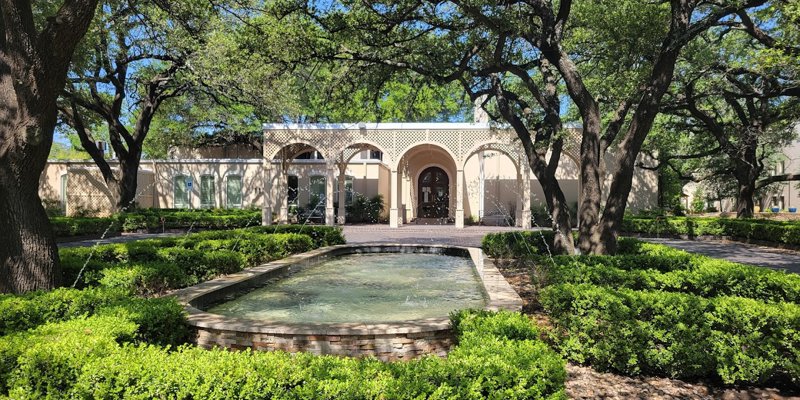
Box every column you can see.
[262,161,273,226]
[325,163,335,225]
[521,162,532,229]
[515,171,523,227]
[277,164,288,224]
[455,169,465,228]
[337,166,346,225]
[389,169,400,228]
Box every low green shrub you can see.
[50,216,121,237]
[248,225,346,247]
[623,216,800,246]
[482,231,557,259]
[548,254,800,303]
[119,208,262,232]
[0,287,130,336]
[60,228,320,290]
[1,310,566,399]
[541,283,800,385]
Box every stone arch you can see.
[394,141,459,170]
[461,141,522,173]
[267,140,328,161]
[335,140,394,165]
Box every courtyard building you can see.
[40,121,660,227]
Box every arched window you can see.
[173,175,191,208]
[226,175,242,208]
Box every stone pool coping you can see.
[172,244,523,336]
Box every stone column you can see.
[337,165,346,224]
[515,171,523,227]
[274,160,288,224]
[325,163,335,225]
[455,169,465,228]
[521,161,532,229]
[390,169,400,228]
[262,159,273,226]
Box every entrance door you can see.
[418,167,449,218]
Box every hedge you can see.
[119,208,263,232]
[50,216,121,238]
[0,310,566,399]
[541,283,800,385]
[59,228,326,292]
[623,216,800,246]
[488,233,800,386]
[482,231,558,259]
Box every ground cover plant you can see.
[622,216,800,246]
[482,232,800,387]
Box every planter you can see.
[771,207,780,213]
[789,208,797,213]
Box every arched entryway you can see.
[417,166,449,218]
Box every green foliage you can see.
[119,208,263,232]
[541,283,800,385]
[1,310,566,399]
[345,193,385,223]
[59,228,320,292]
[0,287,130,336]
[622,216,800,245]
[481,231,558,259]
[50,216,122,237]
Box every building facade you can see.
[40,122,660,227]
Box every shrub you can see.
[50,216,121,237]
[2,310,566,399]
[247,225,346,247]
[622,216,800,246]
[346,193,385,223]
[540,283,800,385]
[482,231,557,259]
[60,228,321,291]
[0,287,130,336]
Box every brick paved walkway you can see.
[342,224,528,247]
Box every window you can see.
[309,175,326,205]
[369,150,383,160]
[200,175,215,208]
[226,175,242,208]
[288,175,299,205]
[174,175,190,208]
[294,151,324,160]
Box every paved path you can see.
[642,237,800,274]
[342,225,528,247]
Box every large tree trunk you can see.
[537,169,575,255]
[0,127,62,293]
[0,0,100,292]
[115,155,141,211]
[736,181,756,218]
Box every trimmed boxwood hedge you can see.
[0,309,566,399]
[486,231,800,386]
[622,216,800,246]
[58,226,344,293]
[50,216,122,238]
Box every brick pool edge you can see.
[172,244,523,361]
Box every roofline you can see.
[262,121,583,131]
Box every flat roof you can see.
[262,121,583,130]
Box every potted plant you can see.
[789,207,797,213]
[771,207,780,213]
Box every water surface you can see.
[207,253,485,323]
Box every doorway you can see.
[417,167,449,218]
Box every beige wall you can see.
[42,144,658,220]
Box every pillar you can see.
[262,161,273,226]
[455,169,465,228]
[515,171,523,227]
[277,163,288,224]
[325,163,335,225]
[390,169,400,228]
[521,162,532,229]
[337,166,346,224]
